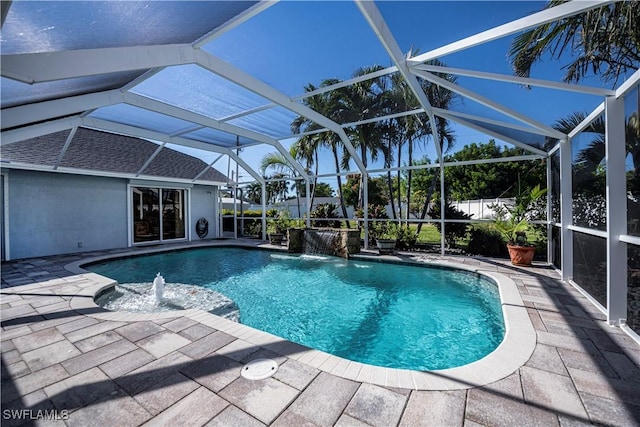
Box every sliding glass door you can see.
[132,186,186,243]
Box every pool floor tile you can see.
[465,387,560,427]
[133,372,200,416]
[44,367,119,412]
[218,377,299,425]
[344,383,407,427]
[115,321,165,342]
[399,390,466,427]
[206,405,266,427]
[179,331,236,359]
[272,358,320,390]
[521,366,588,420]
[12,327,66,353]
[99,348,156,379]
[142,386,228,426]
[276,372,359,426]
[178,323,215,341]
[136,330,191,358]
[21,339,81,372]
[61,339,138,375]
[180,353,242,393]
[65,389,152,427]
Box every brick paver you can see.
[1,242,639,426]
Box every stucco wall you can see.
[5,170,128,259]
[3,169,221,260]
[190,185,219,239]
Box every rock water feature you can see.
[95,273,240,321]
[287,228,360,258]
[304,230,340,255]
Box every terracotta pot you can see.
[507,244,536,266]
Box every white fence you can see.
[247,197,514,221]
[450,198,514,220]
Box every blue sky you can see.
[163,1,609,186]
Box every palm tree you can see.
[339,65,394,210]
[509,1,639,85]
[243,181,263,205]
[260,152,300,213]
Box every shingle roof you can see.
[1,127,228,184]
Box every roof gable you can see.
[1,127,228,184]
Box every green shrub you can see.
[396,225,418,250]
[467,225,508,257]
[429,199,472,248]
[311,203,341,228]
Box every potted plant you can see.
[372,220,398,255]
[492,184,547,266]
[267,211,292,245]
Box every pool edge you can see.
[67,242,537,391]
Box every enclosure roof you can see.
[0,0,635,182]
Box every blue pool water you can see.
[88,247,505,370]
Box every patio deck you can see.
[1,241,639,426]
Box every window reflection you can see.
[132,186,186,243]
[628,245,640,335]
[626,86,640,236]
[573,231,607,308]
[571,115,606,231]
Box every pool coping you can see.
[65,241,536,391]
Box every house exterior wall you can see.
[2,169,220,260]
[190,185,219,239]
[4,170,128,260]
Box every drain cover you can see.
[241,358,278,380]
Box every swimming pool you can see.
[88,247,505,371]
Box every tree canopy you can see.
[443,140,546,201]
[509,0,639,85]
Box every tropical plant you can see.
[243,181,263,204]
[261,153,298,210]
[395,224,418,251]
[509,1,640,85]
[389,59,459,224]
[491,184,547,246]
[266,210,292,235]
[310,203,341,228]
[342,175,389,209]
[292,79,351,226]
[339,66,394,209]
[371,220,398,241]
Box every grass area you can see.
[409,224,441,244]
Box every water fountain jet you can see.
[152,272,165,303]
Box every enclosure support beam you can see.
[262,182,267,241]
[546,157,552,264]
[440,163,446,255]
[605,96,627,326]
[560,138,573,281]
[305,180,311,229]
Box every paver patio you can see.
[1,241,639,426]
